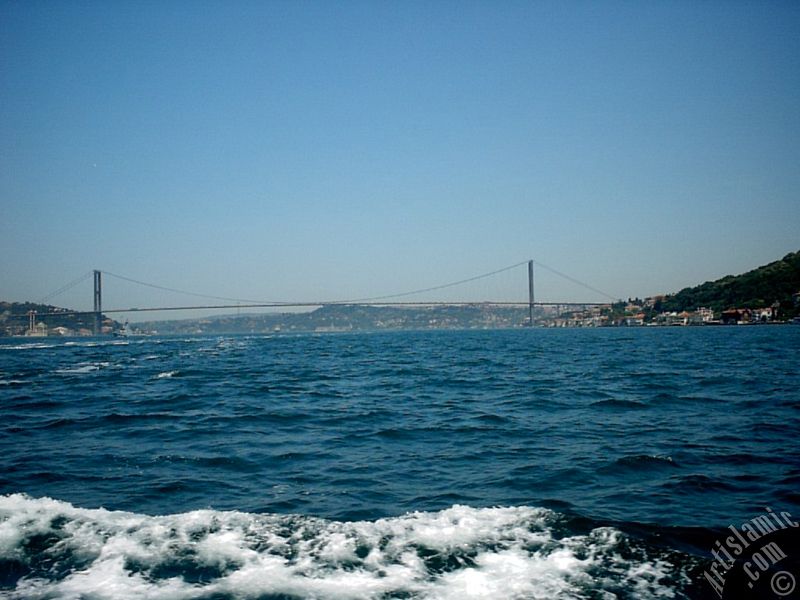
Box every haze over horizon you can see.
[2,2,799,320]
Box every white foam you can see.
[55,361,110,374]
[0,343,54,351]
[0,494,682,599]
[428,547,581,599]
[0,379,26,386]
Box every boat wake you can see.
[0,494,697,599]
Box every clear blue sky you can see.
[2,1,799,317]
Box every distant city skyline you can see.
[2,2,799,321]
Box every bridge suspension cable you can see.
[101,271,286,305]
[532,259,618,302]
[336,260,530,303]
[38,271,94,304]
[101,261,532,307]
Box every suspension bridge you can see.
[17,260,619,334]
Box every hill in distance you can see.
[658,250,800,316]
[135,303,530,335]
[0,302,119,337]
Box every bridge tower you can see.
[528,260,535,327]
[93,270,102,335]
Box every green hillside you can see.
[658,251,800,317]
[0,302,118,336]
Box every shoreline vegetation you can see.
[3,251,799,337]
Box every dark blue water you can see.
[1,327,799,598]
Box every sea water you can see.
[1,327,798,598]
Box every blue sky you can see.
[2,1,799,318]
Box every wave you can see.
[611,454,679,470]
[0,494,692,599]
[1,339,144,352]
[55,361,111,375]
[661,474,737,493]
[589,399,648,410]
[156,370,179,378]
[0,343,54,351]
